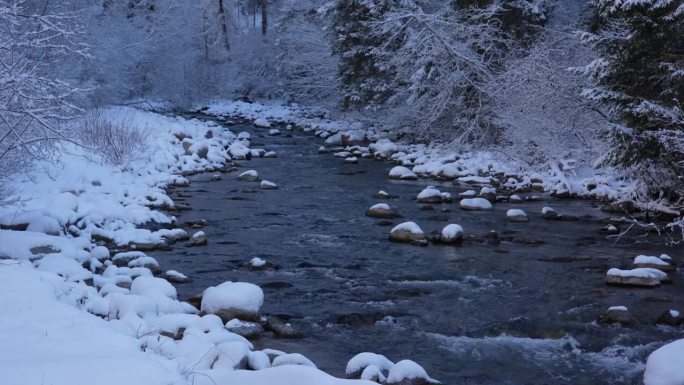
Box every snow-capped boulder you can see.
[479,187,497,202]
[268,128,281,136]
[201,281,264,322]
[644,339,684,385]
[361,365,387,382]
[264,151,277,158]
[248,351,271,370]
[509,194,523,203]
[369,139,399,159]
[238,170,258,182]
[188,231,208,246]
[272,353,317,368]
[366,203,400,219]
[441,224,464,243]
[416,186,443,204]
[229,142,251,159]
[633,255,675,271]
[260,180,279,190]
[656,309,683,326]
[254,117,271,128]
[213,341,251,370]
[387,360,436,385]
[376,190,391,199]
[597,306,638,326]
[459,198,493,210]
[389,222,427,245]
[541,207,559,220]
[128,256,161,274]
[606,268,667,287]
[26,216,61,236]
[344,157,359,164]
[164,270,190,284]
[346,352,394,378]
[131,276,177,299]
[506,209,529,222]
[389,166,418,180]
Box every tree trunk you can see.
[261,1,267,36]
[218,0,230,51]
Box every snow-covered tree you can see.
[0,0,88,184]
[328,0,399,110]
[579,0,684,201]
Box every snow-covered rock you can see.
[346,352,394,378]
[656,309,684,326]
[254,117,271,128]
[268,128,281,136]
[441,224,464,243]
[389,166,418,180]
[509,194,523,203]
[260,180,279,190]
[541,207,559,219]
[344,157,359,164]
[416,186,443,204]
[272,353,317,368]
[130,276,177,299]
[389,222,427,245]
[238,170,259,182]
[26,216,62,236]
[505,209,529,222]
[164,270,190,283]
[459,198,493,210]
[366,203,400,219]
[386,360,436,385]
[479,186,497,202]
[264,151,278,158]
[597,306,638,326]
[644,339,684,385]
[201,281,264,321]
[458,190,477,198]
[369,139,399,159]
[606,268,668,287]
[633,255,674,271]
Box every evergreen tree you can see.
[580,0,684,200]
[328,0,398,110]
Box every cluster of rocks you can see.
[606,254,675,287]
[598,306,684,327]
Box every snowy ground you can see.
[0,107,434,385]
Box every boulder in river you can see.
[541,207,559,220]
[606,268,667,287]
[188,231,208,246]
[366,203,401,219]
[597,306,638,326]
[509,194,524,203]
[459,198,493,210]
[479,187,497,202]
[506,209,529,222]
[655,309,684,326]
[260,180,279,190]
[265,316,302,339]
[440,224,464,243]
[344,157,359,164]
[201,281,264,322]
[238,170,259,182]
[416,186,443,204]
[633,255,675,272]
[389,166,418,180]
[389,222,427,245]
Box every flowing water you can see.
[152,117,683,385]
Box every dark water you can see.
[153,118,683,385]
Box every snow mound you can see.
[644,339,684,385]
[386,360,437,384]
[201,281,264,321]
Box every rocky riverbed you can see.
[150,114,683,385]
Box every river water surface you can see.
[152,117,683,385]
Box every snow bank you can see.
[644,339,684,385]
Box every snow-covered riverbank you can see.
[0,107,433,385]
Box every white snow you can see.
[644,339,684,385]
[607,268,668,281]
[506,209,528,219]
[607,306,628,312]
[390,222,424,235]
[254,117,271,128]
[542,207,556,214]
[192,231,206,239]
[441,224,464,241]
[634,255,670,266]
[370,203,391,211]
[386,360,435,384]
[417,186,442,200]
[201,281,264,315]
[250,257,267,267]
[458,190,477,198]
[346,352,394,376]
[260,180,279,189]
[272,353,317,368]
[389,166,417,180]
[459,198,493,210]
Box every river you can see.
[151,116,683,385]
